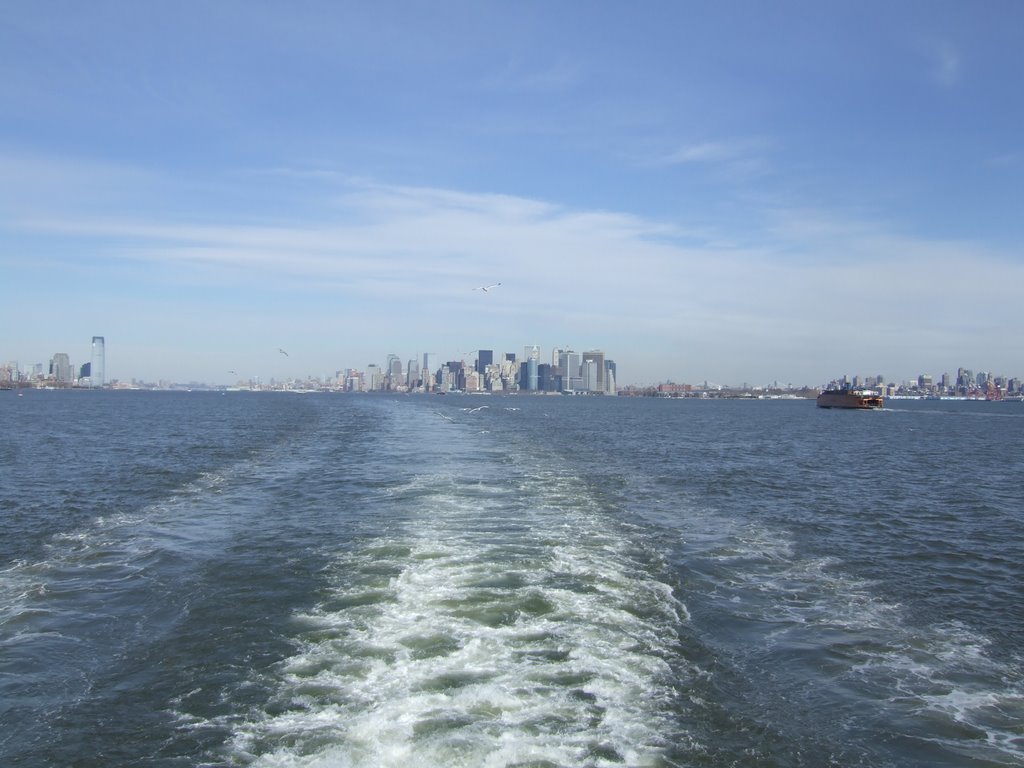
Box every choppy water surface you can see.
[1,391,1021,767]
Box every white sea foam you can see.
[229,466,691,767]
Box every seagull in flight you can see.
[473,282,501,293]
[462,405,490,413]
[277,348,289,357]
[228,370,237,375]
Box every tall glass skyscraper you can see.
[476,349,493,375]
[91,336,105,388]
[559,350,582,392]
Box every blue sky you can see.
[2,1,1022,386]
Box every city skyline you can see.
[2,4,1023,386]
[3,335,1021,396]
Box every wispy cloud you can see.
[928,39,962,87]
[986,151,1023,168]
[655,137,772,178]
[664,141,742,165]
[482,54,582,93]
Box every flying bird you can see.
[277,348,289,357]
[473,282,501,292]
[228,370,237,375]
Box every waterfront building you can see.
[537,363,557,392]
[582,358,599,392]
[476,350,493,376]
[91,336,105,388]
[385,354,402,389]
[50,353,72,385]
[582,350,605,392]
[422,353,438,391]
[443,361,465,392]
[559,350,582,391]
[366,364,384,392]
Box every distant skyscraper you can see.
[386,354,402,388]
[50,353,72,384]
[90,336,105,388]
[476,350,493,375]
[366,364,383,391]
[422,353,438,390]
[514,346,537,390]
[527,357,539,391]
[537,363,553,392]
[559,350,581,391]
[582,350,605,392]
[444,361,466,391]
[581,359,599,391]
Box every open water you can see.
[1,390,1022,767]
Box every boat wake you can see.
[227,462,693,767]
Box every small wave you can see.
[687,515,1024,764]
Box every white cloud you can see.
[661,137,769,167]
[664,141,739,164]
[4,165,1022,386]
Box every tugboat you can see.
[816,386,884,409]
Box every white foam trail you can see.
[230,468,692,767]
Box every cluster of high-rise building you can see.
[338,347,618,395]
[831,368,1023,399]
[6,337,1021,400]
[1,336,105,389]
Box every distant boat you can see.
[816,387,884,409]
